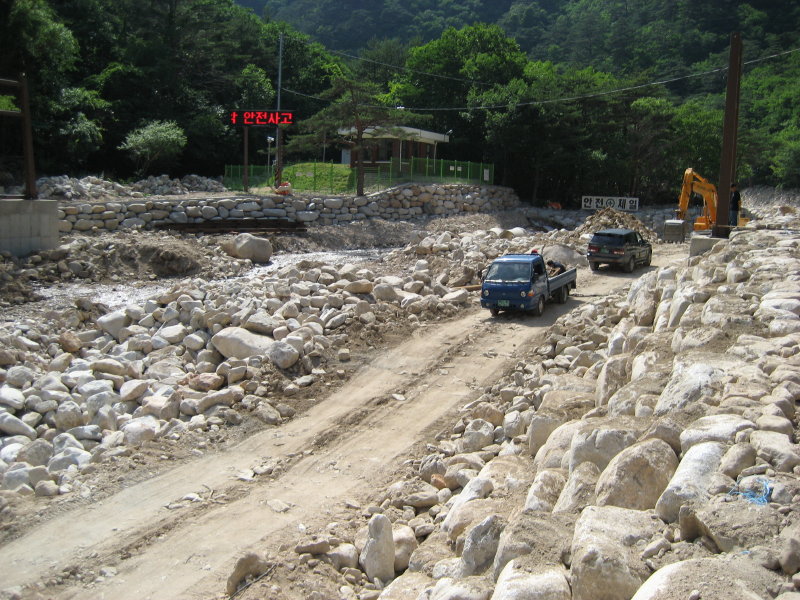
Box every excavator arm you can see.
[675,168,718,231]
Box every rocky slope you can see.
[229,197,800,600]
[0,187,798,600]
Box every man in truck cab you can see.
[546,259,566,276]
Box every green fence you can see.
[223,158,494,194]
[223,164,275,190]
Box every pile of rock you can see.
[0,230,251,307]
[744,186,800,229]
[130,174,227,196]
[283,217,800,599]
[36,175,226,200]
[573,206,662,243]
[36,176,133,200]
[0,243,474,500]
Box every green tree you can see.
[353,38,417,89]
[235,64,276,108]
[388,24,527,162]
[118,120,188,177]
[290,73,410,195]
[471,61,631,205]
[0,0,80,172]
[770,126,800,188]
[625,97,676,200]
[671,98,723,182]
[45,87,111,168]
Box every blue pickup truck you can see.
[480,253,577,316]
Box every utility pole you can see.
[243,125,249,192]
[274,32,284,186]
[714,32,743,238]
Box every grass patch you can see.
[282,163,355,193]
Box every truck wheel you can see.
[533,295,545,316]
[490,308,500,317]
[624,256,635,273]
[557,285,568,304]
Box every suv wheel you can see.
[645,250,652,266]
[624,256,635,273]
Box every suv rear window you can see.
[590,233,626,246]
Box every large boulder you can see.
[630,556,782,600]
[211,327,274,359]
[222,233,273,263]
[492,561,571,600]
[359,513,395,584]
[524,469,567,512]
[748,430,800,472]
[655,441,726,522]
[492,512,575,581]
[654,357,731,415]
[595,438,678,510]
[267,341,301,369]
[570,506,661,600]
[679,414,755,453]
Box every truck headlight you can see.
[483,289,489,297]
[520,291,527,298]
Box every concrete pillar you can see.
[0,199,59,256]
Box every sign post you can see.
[243,125,249,192]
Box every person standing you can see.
[729,183,741,228]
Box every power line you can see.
[743,46,800,66]
[282,46,800,114]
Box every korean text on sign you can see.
[581,196,639,211]
[229,110,295,126]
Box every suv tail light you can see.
[587,245,599,252]
[612,248,625,255]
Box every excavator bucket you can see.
[663,220,688,243]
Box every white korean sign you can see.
[581,196,639,211]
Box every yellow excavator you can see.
[663,168,748,242]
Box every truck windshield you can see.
[485,262,530,282]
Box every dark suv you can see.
[587,228,652,272]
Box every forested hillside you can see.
[256,0,799,77]
[1,0,799,204]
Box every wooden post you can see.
[19,74,36,199]
[0,74,37,199]
[714,32,743,238]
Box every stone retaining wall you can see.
[56,183,519,233]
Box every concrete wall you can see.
[0,199,59,256]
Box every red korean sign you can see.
[228,110,295,126]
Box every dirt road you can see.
[0,247,686,599]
